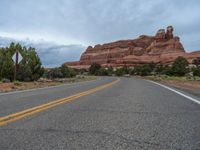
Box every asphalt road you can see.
[0,77,199,150]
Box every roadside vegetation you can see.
[0,43,86,82]
[0,43,96,92]
[88,56,200,79]
[0,42,44,82]
[1,42,200,93]
[86,57,200,97]
[0,76,96,93]
[43,64,77,79]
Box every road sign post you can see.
[12,49,23,81]
[14,49,19,81]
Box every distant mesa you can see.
[65,26,200,69]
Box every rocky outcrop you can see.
[65,26,200,69]
[166,26,174,40]
[155,29,166,41]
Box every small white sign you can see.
[12,52,23,64]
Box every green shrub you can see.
[1,59,14,81]
[170,56,189,76]
[89,63,102,75]
[14,80,22,86]
[193,57,200,67]
[121,66,130,74]
[96,68,108,76]
[134,64,152,76]
[106,67,114,76]
[45,65,77,79]
[154,64,166,75]
[114,66,132,76]
[193,67,200,77]
[68,68,77,77]
[60,64,72,77]
[78,69,88,75]
[115,68,124,76]
[140,65,152,76]
[48,68,63,79]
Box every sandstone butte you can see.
[65,26,200,69]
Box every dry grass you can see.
[0,76,96,93]
[143,75,200,97]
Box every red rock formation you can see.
[65,26,200,69]
[166,26,174,40]
[155,29,166,42]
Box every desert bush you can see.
[60,64,77,78]
[193,67,200,77]
[134,64,152,76]
[96,68,108,76]
[14,81,22,86]
[106,67,114,76]
[45,65,77,79]
[170,56,189,76]
[193,57,200,67]
[115,68,124,76]
[89,63,102,75]
[47,68,63,79]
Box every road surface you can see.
[0,77,199,150]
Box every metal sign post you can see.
[12,50,23,81]
[14,49,18,81]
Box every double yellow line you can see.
[0,78,120,126]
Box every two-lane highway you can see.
[0,77,199,150]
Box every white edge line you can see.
[0,77,100,96]
[146,80,200,105]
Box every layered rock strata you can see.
[65,26,200,69]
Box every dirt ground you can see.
[160,80,200,98]
[0,76,96,93]
[136,76,200,98]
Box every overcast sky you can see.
[0,0,200,67]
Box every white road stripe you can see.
[147,80,200,105]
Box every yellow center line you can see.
[0,78,120,126]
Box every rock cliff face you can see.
[65,26,200,69]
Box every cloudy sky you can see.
[0,0,200,67]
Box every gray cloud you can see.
[0,36,85,67]
[37,44,85,68]
[0,0,200,66]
